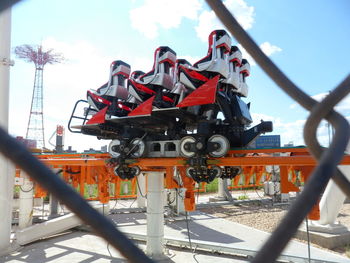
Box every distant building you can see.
[249,135,281,149]
[83,148,103,153]
[66,146,77,153]
[284,141,294,147]
[101,145,107,152]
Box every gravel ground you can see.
[198,191,350,258]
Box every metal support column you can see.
[0,7,14,254]
[18,172,34,229]
[137,173,147,208]
[49,170,61,219]
[317,142,350,225]
[218,178,227,200]
[146,171,164,258]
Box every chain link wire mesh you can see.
[1,0,349,262]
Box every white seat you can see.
[136,46,176,90]
[222,46,242,92]
[237,59,250,97]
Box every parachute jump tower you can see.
[14,44,63,149]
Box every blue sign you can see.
[250,135,281,149]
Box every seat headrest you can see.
[240,59,250,76]
[111,60,130,71]
[230,46,240,53]
[110,60,131,78]
[241,59,249,66]
[208,29,231,54]
[228,46,242,65]
[157,46,177,57]
[131,70,145,80]
[176,59,191,65]
[156,46,176,66]
[214,30,229,40]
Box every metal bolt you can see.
[196,142,203,150]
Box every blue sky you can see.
[8,0,350,151]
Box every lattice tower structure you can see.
[14,45,63,149]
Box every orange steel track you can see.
[28,147,350,218]
[37,148,350,167]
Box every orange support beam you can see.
[296,166,320,220]
[165,167,179,189]
[178,167,195,211]
[27,148,349,209]
[79,166,86,197]
[280,166,299,194]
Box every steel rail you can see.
[133,155,350,167]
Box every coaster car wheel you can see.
[180,136,196,158]
[208,135,230,157]
[221,166,242,179]
[108,139,122,158]
[114,165,141,180]
[185,166,196,178]
[131,166,141,177]
[129,138,146,158]
[210,165,222,178]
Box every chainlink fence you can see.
[1,1,349,262]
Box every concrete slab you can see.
[0,230,251,263]
[1,230,127,263]
[297,228,350,249]
[109,211,349,263]
[2,207,349,262]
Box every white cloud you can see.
[290,93,350,113]
[237,41,282,67]
[129,0,202,39]
[195,0,255,42]
[289,103,297,109]
[260,42,282,56]
[337,94,350,111]
[311,92,328,101]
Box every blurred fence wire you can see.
[1,0,350,262]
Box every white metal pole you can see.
[18,172,34,229]
[49,169,60,219]
[316,141,350,225]
[136,173,146,208]
[316,166,350,225]
[146,171,164,259]
[217,178,226,199]
[0,7,15,253]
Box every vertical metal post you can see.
[18,172,34,229]
[217,178,226,200]
[146,171,164,259]
[49,168,61,219]
[136,173,147,208]
[0,7,14,254]
[317,166,350,224]
[49,128,64,219]
[317,141,350,225]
